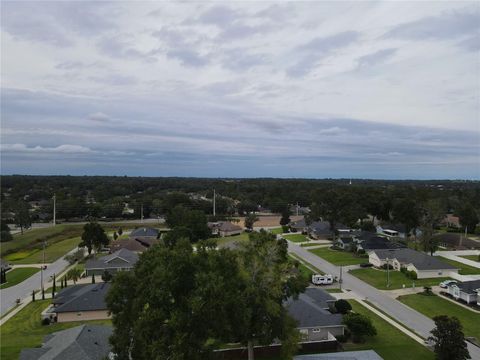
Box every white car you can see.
[439,280,457,288]
[312,274,334,285]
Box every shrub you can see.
[343,313,377,343]
[282,225,289,233]
[41,318,50,326]
[357,249,366,255]
[334,299,352,314]
[382,263,394,270]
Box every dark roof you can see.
[338,238,354,244]
[356,231,380,241]
[290,218,307,229]
[432,233,480,249]
[285,288,342,328]
[86,248,138,270]
[359,236,406,250]
[208,221,242,232]
[454,280,480,295]
[370,248,457,270]
[294,350,384,360]
[53,283,110,313]
[308,221,332,235]
[110,237,159,252]
[379,224,406,233]
[19,325,112,360]
[129,227,159,238]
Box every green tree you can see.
[420,200,443,255]
[101,270,113,282]
[244,213,259,230]
[106,239,246,360]
[235,231,307,359]
[79,222,109,255]
[0,222,13,242]
[429,315,470,360]
[334,299,352,314]
[165,205,211,242]
[66,268,82,284]
[458,203,479,234]
[279,207,291,226]
[343,313,377,343]
[14,201,32,234]
[392,198,422,238]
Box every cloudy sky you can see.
[1,1,479,179]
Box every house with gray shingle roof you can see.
[284,288,344,342]
[447,279,480,305]
[48,283,111,323]
[85,248,138,276]
[19,324,112,360]
[368,248,458,279]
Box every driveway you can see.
[288,241,480,359]
[0,248,76,316]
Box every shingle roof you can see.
[359,236,405,250]
[285,288,342,328]
[86,248,138,270]
[455,280,480,295]
[129,227,159,238]
[432,233,480,249]
[371,248,457,270]
[294,350,384,360]
[52,283,110,313]
[308,221,332,235]
[19,325,112,360]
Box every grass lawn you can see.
[345,300,434,360]
[6,237,81,264]
[309,247,368,266]
[437,257,480,275]
[300,243,324,248]
[283,234,309,243]
[214,232,250,247]
[289,253,324,275]
[460,255,479,262]
[398,293,480,341]
[0,300,111,360]
[269,227,284,235]
[0,268,40,289]
[349,268,451,290]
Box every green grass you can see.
[300,243,324,247]
[0,268,40,289]
[0,300,111,360]
[213,232,250,247]
[350,268,451,290]
[398,293,480,341]
[289,253,324,275]
[437,257,480,275]
[269,227,284,235]
[460,255,479,262]
[283,234,309,243]
[345,300,434,360]
[6,237,81,264]
[309,247,368,266]
[1,225,84,256]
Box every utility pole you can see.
[386,257,390,288]
[53,193,56,226]
[339,265,343,291]
[141,204,144,223]
[213,189,216,217]
[296,202,299,216]
[40,241,46,294]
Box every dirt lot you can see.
[233,215,303,228]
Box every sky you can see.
[1,1,479,179]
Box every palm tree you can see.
[66,268,82,284]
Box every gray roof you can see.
[86,248,138,270]
[19,325,112,360]
[294,350,384,360]
[454,280,480,295]
[285,288,342,328]
[379,224,407,233]
[130,227,159,238]
[290,218,307,229]
[308,221,332,235]
[359,237,406,251]
[208,221,242,232]
[370,248,457,270]
[52,283,110,313]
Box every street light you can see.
[386,257,390,288]
[40,241,47,295]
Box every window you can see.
[312,328,320,333]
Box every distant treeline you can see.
[1,175,479,227]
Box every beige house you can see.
[47,283,111,323]
[208,221,242,237]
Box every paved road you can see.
[0,248,76,316]
[288,242,480,359]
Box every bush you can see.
[334,299,352,314]
[406,270,417,280]
[41,318,50,326]
[282,225,289,233]
[381,263,394,270]
[343,313,377,343]
[357,249,366,255]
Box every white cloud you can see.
[2,143,93,154]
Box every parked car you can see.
[439,280,457,288]
[311,274,334,285]
[360,263,373,268]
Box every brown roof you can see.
[110,237,160,253]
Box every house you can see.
[129,227,159,241]
[285,288,344,342]
[85,248,138,276]
[433,233,480,250]
[356,235,406,252]
[441,214,461,229]
[307,221,333,240]
[447,280,480,305]
[368,248,458,279]
[294,350,384,360]
[336,237,355,250]
[290,218,308,233]
[208,221,242,237]
[48,283,111,323]
[19,325,112,360]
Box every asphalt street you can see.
[288,242,480,359]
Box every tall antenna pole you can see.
[213,189,216,217]
[53,194,56,226]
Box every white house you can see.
[368,248,458,279]
[447,280,480,305]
